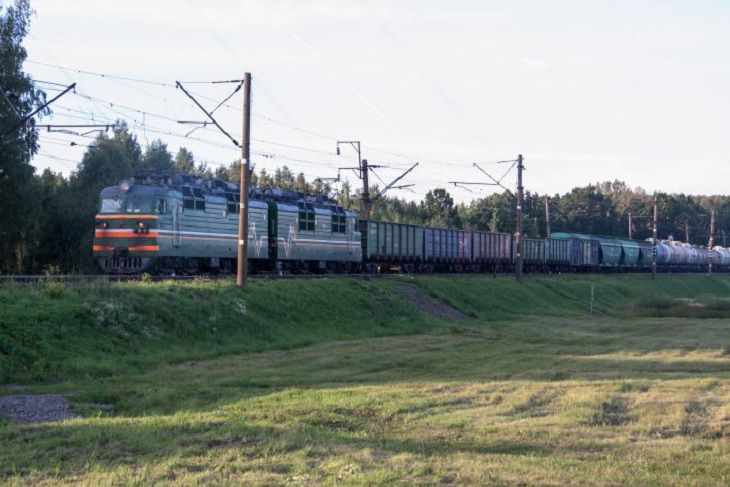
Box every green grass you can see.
[1,275,729,485]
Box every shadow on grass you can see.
[53,323,730,418]
[0,412,563,481]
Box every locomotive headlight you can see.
[136,221,148,234]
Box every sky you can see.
[11,0,730,203]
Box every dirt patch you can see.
[591,396,631,426]
[396,286,469,322]
[681,400,710,436]
[509,391,555,418]
[0,394,76,423]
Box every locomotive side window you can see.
[298,202,315,232]
[331,207,346,234]
[193,188,206,211]
[182,186,194,210]
[225,192,239,214]
[157,199,167,214]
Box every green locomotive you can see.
[93,172,361,274]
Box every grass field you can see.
[1,275,729,485]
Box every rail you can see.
[0,271,726,285]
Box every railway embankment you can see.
[1,275,729,384]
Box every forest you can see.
[1,1,727,274]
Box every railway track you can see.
[0,271,725,284]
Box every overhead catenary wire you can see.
[37,107,475,197]
[28,60,487,171]
[26,64,493,197]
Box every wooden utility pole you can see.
[361,158,371,219]
[515,154,524,282]
[236,72,252,288]
[628,212,633,239]
[544,195,551,237]
[709,210,715,275]
[652,195,658,279]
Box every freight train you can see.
[93,172,729,275]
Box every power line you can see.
[27,60,176,88]
[25,65,487,194]
[29,60,484,170]
[359,0,490,154]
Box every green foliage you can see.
[173,146,195,173]
[0,0,47,273]
[140,138,173,171]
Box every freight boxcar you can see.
[360,220,422,272]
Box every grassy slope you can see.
[2,275,729,384]
[0,278,436,383]
[0,275,729,485]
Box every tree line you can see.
[1,1,728,274]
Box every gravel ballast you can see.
[0,394,76,423]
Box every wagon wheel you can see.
[218,259,233,276]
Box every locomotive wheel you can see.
[156,257,177,276]
[182,258,199,275]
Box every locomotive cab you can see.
[93,181,165,274]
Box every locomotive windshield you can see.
[126,198,154,213]
[100,198,122,213]
[99,197,156,213]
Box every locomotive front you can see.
[93,180,160,273]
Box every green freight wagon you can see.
[636,240,654,267]
[360,220,423,272]
[550,232,600,269]
[616,238,641,266]
[551,232,624,267]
